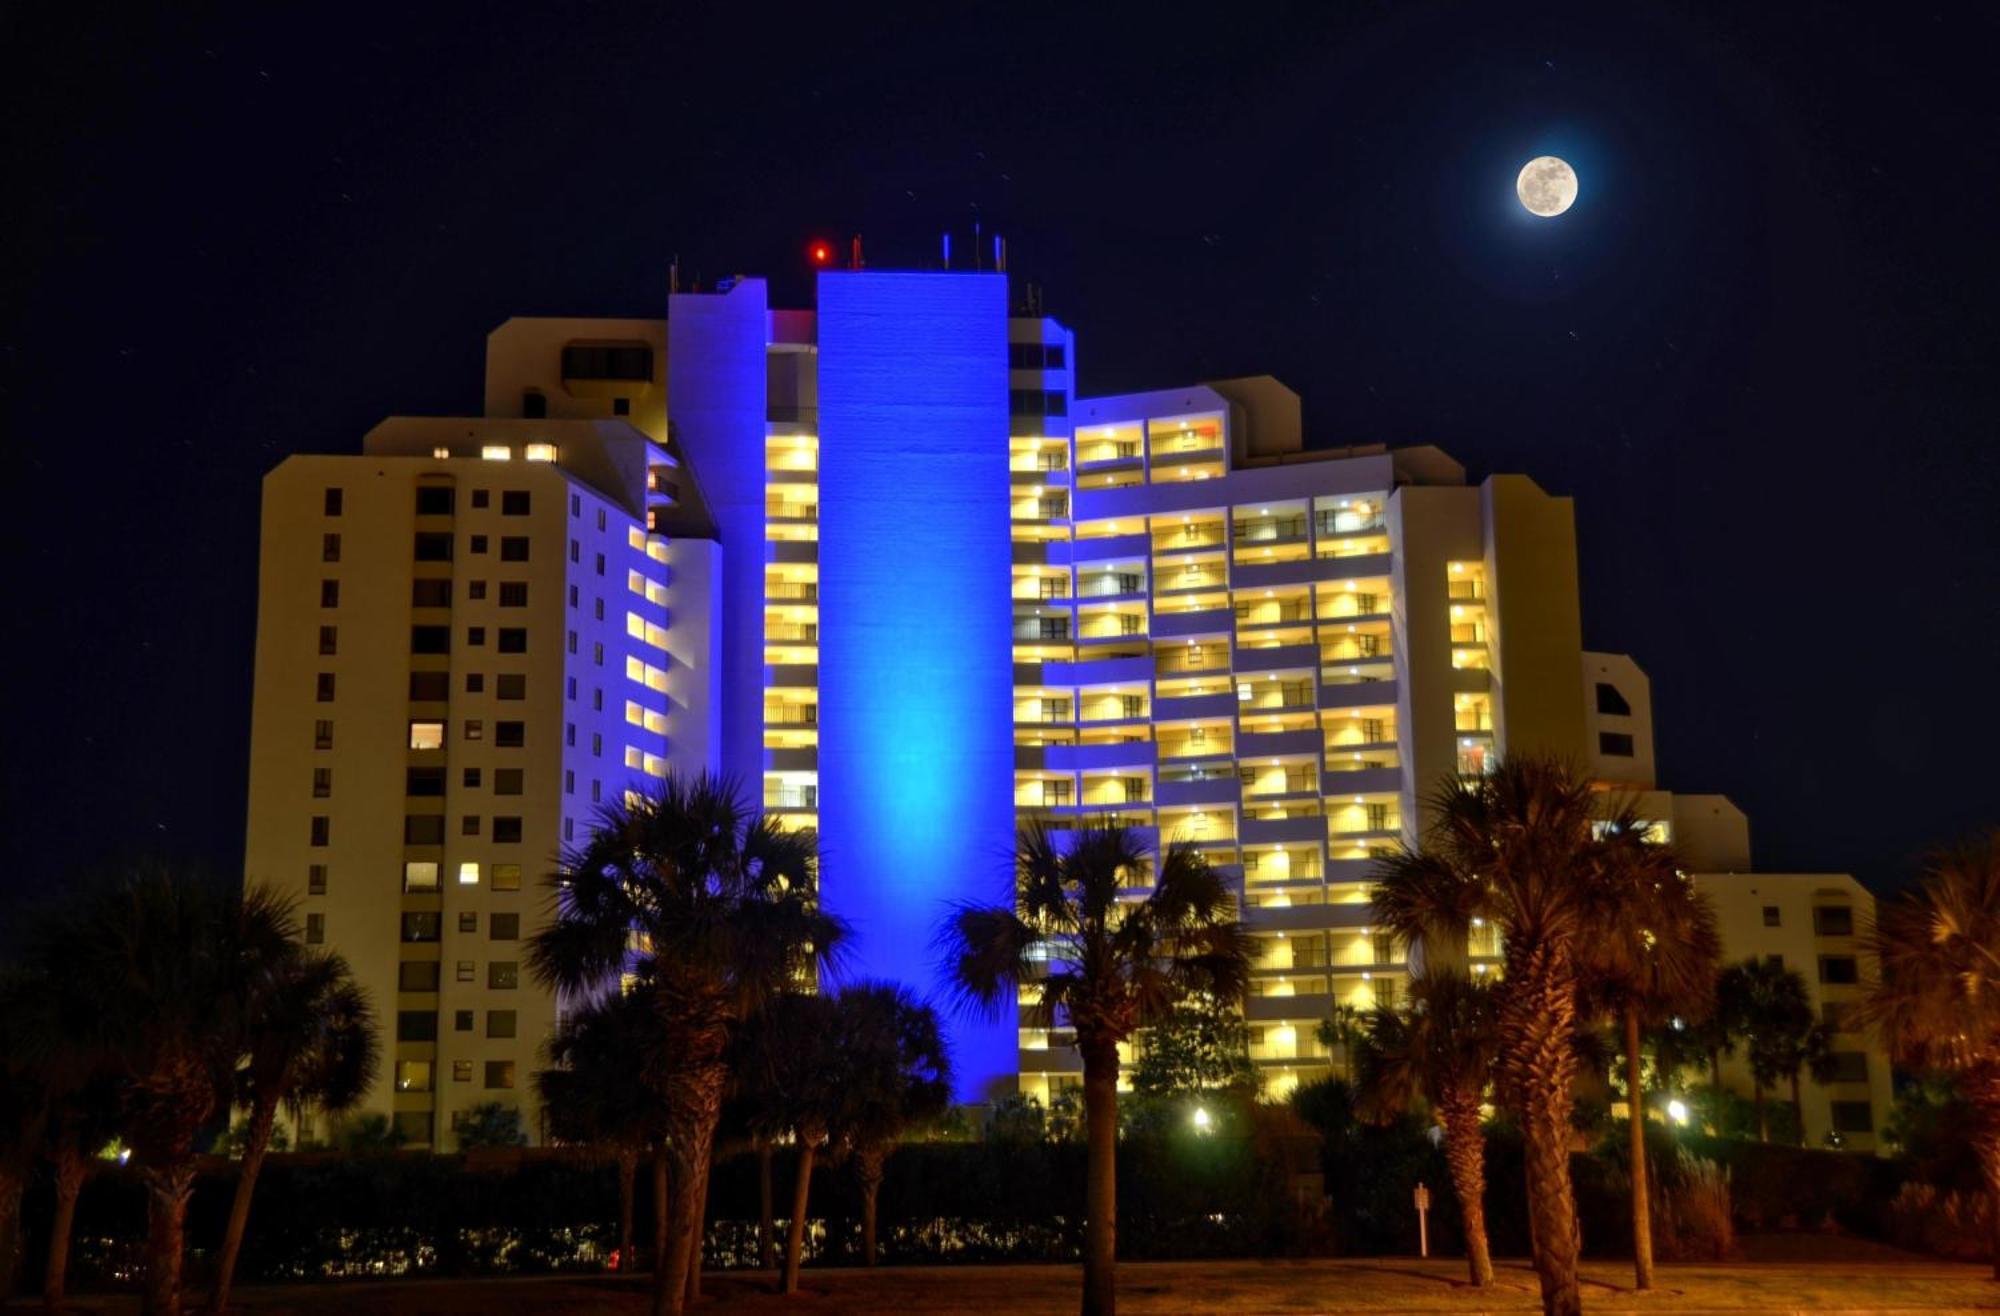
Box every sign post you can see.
[1414,1182,1432,1258]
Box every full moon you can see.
[1517,156,1578,217]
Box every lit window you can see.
[432,446,450,459]
[409,721,445,750]
[403,861,440,892]
[626,700,644,726]
[481,445,512,461]
[458,862,480,886]
[524,442,558,462]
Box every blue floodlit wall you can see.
[667,280,768,792]
[817,272,1018,1102]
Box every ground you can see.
[13,1242,1996,1313]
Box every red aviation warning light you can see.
[808,240,834,267]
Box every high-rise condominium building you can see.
[245,268,1888,1147]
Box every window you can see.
[468,580,487,601]
[561,344,651,381]
[403,814,444,845]
[454,1010,474,1032]
[467,627,485,647]
[472,489,490,509]
[316,673,336,703]
[498,629,528,654]
[413,532,452,561]
[398,961,441,992]
[1598,731,1635,757]
[1595,682,1632,716]
[314,719,334,749]
[1008,342,1066,369]
[324,488,344,516]
[309,816,330,847]
[463,767,481,788]
[501,490,531,516]
[416,487,454,515]
[470,534,488,554]
[499,582,528,606]
[484,1061,516,1090]
[1009,388,1068,417]
[464,719,483,741]
[494,769,523,796]
[409,671,449,701]
[412,578,452,607]
[396,1011,438,1042]
[1822,1001,1851,1031]
[495,721,525,747]
[456,960,475,983]
[322,533,341,562]
[311,767,332,798]
[1827,1051,1870,1084]
[500,538,529,562]
[1831,1101,1875,1134]
[452,1060,473,1083]
[400,912,441,943]
[493,817,522,844]
[522,390,547,418]
[307,863,327,895]
[403,861,439,892]
[457,861,479,886]
[1762,905,1781,928]
[305,913,325,945]
[490,913,520,940]
[320,579,340,608]
[1819,956,1859,985]
[612,397,630,416]
[462,815,481,836]
[395,1060,433,1093]
[318,625,339,656]
[492,863,522,892]
[411,625,451,654]
[595,552,606,575]
[497,674,527,699]
[487,1009,518,1038]
[458,912,478,934]
[465,673,484,693]
[405,767,445,797]
[1813,905,1855,937]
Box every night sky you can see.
[3,2,1994,910]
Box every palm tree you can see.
[208,949,376,1311]
[835,982,953,1267]
[1715,958,1815,1143]
[527,773,845,1316]
[743,991,846,1294]
[1371,757,1622,1316]
[1580,815,1721,1290]
[1858,832,2000,1279]
[0,969,49,1302]
[537,986,668,1272]
[1353,971,1500,1287]
[25,866,296,1316]
[938,822,1251,1316]
[1316,1002,1367,1083]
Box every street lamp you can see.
[1191,1106,1213,1135]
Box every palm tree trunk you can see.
[781,1137,818,1294]
[208,1100,278,1312]
[683,1150,710,1305]
[616,1146,638,1270]
[654,1064,723,1316]
[141,1160,197,1316]
[43,1134,87,1309]
[1753,1081,1768,1143]
[1081,1039,1120,1316]
[757,1139,775,1270]
[856,1146,886,1267]
[1625,1005,1654,1291]
[650,1148,670,1275]
[1499,943,1582,1316]
[1789,1071,1805,1147]
[1439,1093,1492,1287]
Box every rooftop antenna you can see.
[668,255,680,296]
[942,232,952,269]
[994,234,1006,274]
[850,235,864,271]
[973,219,983,271]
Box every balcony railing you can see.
[1315,511,1386,537]
[765,787,818,809]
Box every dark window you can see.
[1009,389,1068,416]
[322,533,341,562]
[470,535,488,554]
[498,629,528,654]
[500,537,530,562]
[320,579,340,608]
[400,912,441,943]
[501,491,531,516]
[1598,731,1635,757]
[396,1011,438,1042]
[455,960,475,982]
[406,767,445,797]
[307,863,328,895]
[1813,905,1855,937]
[463,768,481,788]
[488,961,518,990]
[1595,682,1632,716]
[314,719,334,749]
[465,673,484,693]
[1007,342,1066,370]
[416,487,455,515]
[486,1009,517,1039]
[324,488,344,516]
[457,912,477,934]
[403,814,445,845]
[312,767,332,798]
[493,768,523,796]
[490,913,520,940]
[472,489,490,509]
[495,721,525,747]
[493,817,523,844]
[467,627,485,647]
[309,816,330,846]
[499,582,528,606]
[612,396,630,416]
[398,961,441,992]
[1831,1101,1875,1133]
[305,913,325,945]
[317,625,338,655]
[461,815,481,836]
[409,670,449,701]
[493,863,522,892]
[316,672,336,702]
[497,675,526,703]
[595,553,605,575]
[454,1010,474,1032]
[484,1061,516,1090]
[410,625,451,654]
[1819,956,1859,985]
[1762,905,1781,927]
[468,580,487,600]
[560,344,652,382]
[522,391,547,419]
[1827,1051,1869,1084]
[412,578,452,607]
[452,1060,473,1082]
[413,533,452,561]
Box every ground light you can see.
[1666,1098,1690,1125]
[1191,1106,1213,1134]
